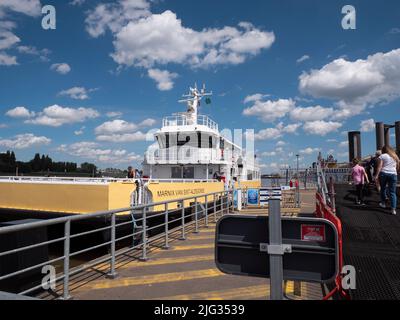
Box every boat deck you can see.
[39,190,324,300]
[335,184,400,300]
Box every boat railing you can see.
[0,176,220,185]
[0,188,240,300]
[146,146,241,164]
[0,176,135,184]
[162,114,218,131]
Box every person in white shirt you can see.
[374,145,400,215]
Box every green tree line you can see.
[0,150,97,175]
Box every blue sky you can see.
[0,0,400,172]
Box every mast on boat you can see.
[178,83,212,125]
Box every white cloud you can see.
[290,105,334,122]
[360,118,375,132]
[276,140,286,147]
[95,119,139,135]
[278,122,301,134]
[0,29,19,50]
[299,49,400,119]
[339,141,349,148]
[148,68,178,91]
[0,1,42,17]
[389,28,400,34]
[243,98,295,123]
[5,106,35,118]
[17,45,50,61]
[96,131,148,143]
[58,87,96,100]
[106,111,123,118]
[296,55,310,64]
[0,28,20,65]
[254,128,282,141]
[74,126,85,136]
[299,147,321,155]
[0,1,42,66]
[26,105,99,127]
[69,0,86,6]
[262,151,277,157]
[50,63,71,75]
[58,141,142,164]
[0,51,17,65]
[0,133,51,149]
[86,1,274,86]
[95,118,156,135]
[303,120,342,136]
[243,93,269,104]
[85,0,151,38]
[139,118,156,127]
[110,10,275,69]
[94,118,156,142]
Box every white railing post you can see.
[205,195,209,228]
[61,220,71,300]
[140,207,148,261]
[180,200,186,240]
[107,213,118,279]
[194,197,199,234]
[214,193,217,222]
[163,203,170,250]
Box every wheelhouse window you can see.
[171,167,182,179]
[183,167,194,179]
[171,166,195,179]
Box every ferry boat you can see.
[0,84,261,219]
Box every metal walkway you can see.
[38,190,323,300]
[335,184,400,300]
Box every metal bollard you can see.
[163,203,170,250]
[140,207,148,261]
[180,200,186,240]
[194,197,199,234]
[106,213,118,279]
[61,220,71,300]
[205,195,209,228]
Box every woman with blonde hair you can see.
[374,145,400,215]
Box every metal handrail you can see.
[162,114,218,131]
[0,189,236,299]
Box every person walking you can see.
[351,158,370,205]
[371,150,382,193]
[374,145,399,215]
[127,166,135,179]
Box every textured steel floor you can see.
[335,184,400,300]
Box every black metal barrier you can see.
[215,199,339,300]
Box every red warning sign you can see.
[301,225,326,242]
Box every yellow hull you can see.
[0,182,136,215]
[147,181,225,212]
[0,180,259,216]
[235,180,262,189]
